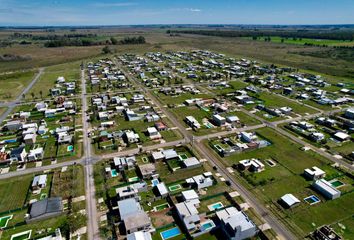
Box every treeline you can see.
[13,33,98,40]
[167,29,354,41]
[44,36,146,47]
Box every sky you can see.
[0,0,353,26]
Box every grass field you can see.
[29,61,80,98]
[0,107,7,116]
[245,36,354,47]
[0,174,32,212]
[0,70,36,101]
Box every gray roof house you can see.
[27,197,63,223]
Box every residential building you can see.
[27,197,63,223]
[304,166,326,180]
[313,179,341,200]
[138,163,156,179]
[280,194,301,208]
[32,174,47,190]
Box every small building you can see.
[5,120,22,131]
[114,156,136,170]
[313,179,341,200]
[116,185,139,200]
[333,132,350,142]
[124,130,140,144]
[226,116,240,124]
[154,122,168,131]
[27,197,63,223]
[185,116,201,129]
[213,114,226,126]
[32,174,47,190]
[312,225,342,240]
[156,182,168,197]
[28,147,44,161]
[181,190,199,204]
[10,146,27,162]
[147,127,162,140]
[186,174,213,190]
[344,108,354,120]
[183,157,201,169]
[280,194,301,208]
[24,133,37,145]
[162,149,178,160]
[304,166,326,180]
[127,232,152,240]
[138,163,156,179]
[175,201,200,231]
[238,159,265,173]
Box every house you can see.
[5,120,22,131]
[175,201,200,231]
[147,127,162,140]
[280,194,301,208]
[35,102,48,112]
[216,207,257,240]
[127,232,152,240]
[27,197,63,223]
[114,156,136,170]
[226,116,240,124]
[310,132,325,142]
[117,198,153,234]
[45,109,57,118]
[10,146,27,162]
[156,182,169,197]
[186,173,213,190]
[162,149,178,160]
[312,225,342,240]
[185,116,201,129]
[24,133,37,145]
[124,130,140,144]
[313,179,341,200]
[304,166,326,180]
[213,114,226,126]
[101,121,114,128]
[32,174,47,190]
[181,190,199,205]
[344,108,354,119]
[116,185,139,200]
[183,157,201,169]
[138,163,156,179]
[238,159,265,173]
[333,132,350,142]
[20,111,31,119]
[154,122,168,131]
[57,132,73,144]
[240,132,257,143]
[28,147,44,161]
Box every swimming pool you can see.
[200,221,216,232]
[168,184,182,192]
[4,139,17,143]
[304,195,320,205]
[208,202,224,211]
[0,215,12,228]
[160,227,181,240]
[67,145,74,152]
[178,154,188,160]
[151,179,159,187]
[10,230,32,240]
[330,180,344,188]
[111,169,118,177]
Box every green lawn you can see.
[0,174,32,212]
[0,70,37,101]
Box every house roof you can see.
[127,232,152,240]
[156,182,168,196]
[118,198,141,220]
[280,194,300,207]
[182,189,199,201]
[183,157,200,167]
[29,197,63,219]
[124,211,151,231]
[162,149,178,159]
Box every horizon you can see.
[1,0,354,26]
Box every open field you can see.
[0,70,36,101]
[0,174,32,212]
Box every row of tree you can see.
[167,29,354,41]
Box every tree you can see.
[22,93,25,99]
[110,37,118,45]
[102,46,112,54]
[31,92,35,100]
[39,90,43,99]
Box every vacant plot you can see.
[0,70,36,101]
[0,174,32,212]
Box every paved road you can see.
[81,69,100,240]
[0,68,44,124]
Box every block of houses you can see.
[313,179,341,200]
[280,194,300,208]
[216,207,257,240]
[32,174,47,190]
[304,166,326,180]
[138,163,156,179]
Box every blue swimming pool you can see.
[4,139,16,143]
[200,221,215,232]
[211,202,223,210]
[151,179,159,187]
[160,227,181,240]
[304,195,320,205]
[111,169,118,177]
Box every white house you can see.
[304,166,326,180]
[280,194,300,208]
[313,179,341,200]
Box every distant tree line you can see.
[167,29,354,41]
